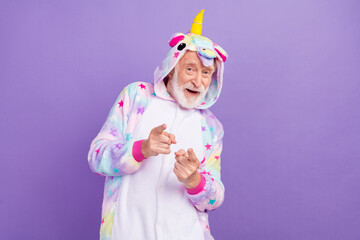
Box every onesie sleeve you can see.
[185,121,225,212]
[87,83,145,177]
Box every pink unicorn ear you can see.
[168,33,185,47]
[213,43,228,62]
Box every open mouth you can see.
[186,88,200,94]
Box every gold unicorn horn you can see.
[190,9,204,35]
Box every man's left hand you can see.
[173,148,201,189]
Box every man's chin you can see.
[178,97,202,109]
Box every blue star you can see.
[113,168,119,173]
[108,190,113,196]
[152,92,156,96]
[208,198,216,205]
[126,133,132,141]
[210,127,214,132]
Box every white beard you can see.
[169,68,209,109]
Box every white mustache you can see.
[182,83,205,93]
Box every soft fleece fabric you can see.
[88,32,228,240]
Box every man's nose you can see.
[192,72,202,88]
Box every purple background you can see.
[1,0,360,239]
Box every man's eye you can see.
[203,71,210,74]
[187,68,193,71]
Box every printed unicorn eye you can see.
[177,43,186,51]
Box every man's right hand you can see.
[141,124,176,158]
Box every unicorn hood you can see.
[153,9,228,110]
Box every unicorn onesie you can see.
[88,9,228,240]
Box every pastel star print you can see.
[118,100,124,107]
[139,83,146,89]
[200,170,211,176]
[125,133,132,141]
[205,143,212,150]
[137,107,145,114]
[110,128,117,136]
[208,198,216,205]
[95,148,100,156]
[201,126,206,131]
[174,52,179,58]
[115,143,123,149]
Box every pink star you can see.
[201,102,206,105]
[95,148,100,156]
[118,100,123,107]
[206,225,210,230]
[174,52,179,58]
[137,107,145,114]
[205,143,212,150]
[201,171,211,175]
[139,83,146,89]
[101,218,105,225]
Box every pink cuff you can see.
[132,140,146,162]
[186,174,206,195]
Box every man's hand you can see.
[173,148,201,189]
[141,124,176,158]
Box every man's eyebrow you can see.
[203,66,215,72]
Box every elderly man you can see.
[88,9,228,240]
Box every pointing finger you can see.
[153,124,167,135]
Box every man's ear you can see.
[168,68,175,79]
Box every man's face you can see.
[167,51,216,109]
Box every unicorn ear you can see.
[168,33,186,47]
[213,43,228,62]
